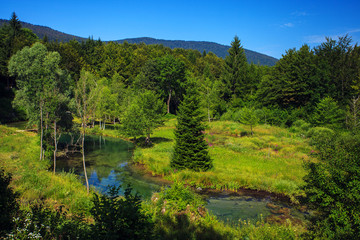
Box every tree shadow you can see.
[154,212,227,240]
[134,137,173,148]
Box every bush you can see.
[220,110,235,121]
[91,185,154,240]
[311,97,345,130]
[290,120,311,137]
[306,127,335,147]
[157,181,205,211]
[302,134,360,239]
[6,204,90,240]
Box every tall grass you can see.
[0,125,92,215]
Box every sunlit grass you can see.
[131,118,314,199]
[0,125,92,215]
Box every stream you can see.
[57,134,308,224]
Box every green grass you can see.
[0,125,93,215]
[130,118,314,200]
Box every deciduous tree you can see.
[75,70,97,193]
[9,43,62,161]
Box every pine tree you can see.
[311,97,345,130]
[171,80,212,171]
[223,35,248,102]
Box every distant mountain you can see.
[116,38,278,66]
[0,19,86,42]
[0,19,278,66]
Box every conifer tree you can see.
[223,35,248,102]
[171,79,212,171]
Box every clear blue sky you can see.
[1,0,360,59]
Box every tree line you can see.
[2,16,360,132]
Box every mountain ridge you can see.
[0,19,278,66]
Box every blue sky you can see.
[1,0,360,59]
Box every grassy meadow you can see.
[130,117,314,201]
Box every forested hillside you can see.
[0,19,278,66]
[116,37,278,65]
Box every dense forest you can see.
[1,12,360,239]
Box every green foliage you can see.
[155,55,186,113]
[302,133,360,239]
[157,181,205,211]
[121,89,165,143]
[233,107,259,135]
[346,96,360,132]
[91,185,154,240]
[6,204,90,240]
[222,35,248,101]
[171,80,212,171]
[306,127,335,147]
[8,42,60,125]
[256,45,318,108]
[314,35,358,105]
[289,119,311,137]
[200,77,224,121]
[220,110,235,121]
[311,97,345,129]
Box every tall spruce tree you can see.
[223,35,248,102]
[171,79,212,171]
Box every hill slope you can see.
[0,19,86,42]
[0,19,278,66]
[116,37,278,66]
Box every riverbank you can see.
[0,125,93,216]
[95,117,313,202]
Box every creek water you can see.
[56,134,164,199]
[56,134,307,224]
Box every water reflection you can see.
[57,135,162,198]
[206,194,307,224]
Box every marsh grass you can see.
[0,125,92,215]
[130,118,313,199]
[143,182,303,239]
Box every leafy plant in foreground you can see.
[302,133,360,239]
[91,185,154,240]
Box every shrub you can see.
[290,120,311,137]
[6,203,90,240]
[157,181,205,211]
[91,185,154,240]
[233,107,259,135]
[306,127,335,147]
[220,110,235,121]
[302,134,360,239]
[311,97,345,130]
